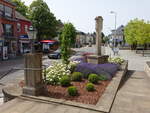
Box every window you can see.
[0,4,4,15]
[4,24,13,36]
[25,25,28,32]
[17,23,21,32]
[0,4,4,11]
[5,6,12,17]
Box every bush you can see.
[108,57,124,65]
[99,74,108,81]
[75,63,119,79]
[71,72,82,81]
[46,61,80,85]
[60,76,71,87]
[86,83,95,91]
[68,61,80,72]
[82,74,89,79]
[67,86,78,96]
[88,74,99,84]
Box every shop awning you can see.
[19,35,29,39]
[40,40,56,43]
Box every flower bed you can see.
[39,58,121,105]
[44,80,109,105]
[5,59,127,113]
[75,63,119,80]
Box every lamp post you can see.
[110,11,117,46]
[27,26,37,53]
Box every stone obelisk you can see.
[87,16,109,64]
[95,16,102,56]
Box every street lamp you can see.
[110,11,117,46]
[110,11,117,30]
[27,26,37,53]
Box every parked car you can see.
[47,49,61,59]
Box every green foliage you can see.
[67,86,78,96]
[29,0,59,40]
[46,61,79,85]
[101,32,105,43]
[71,72,83,81]
[99,75,107,81]
[60,76,71,87]
[46,62,71,85]
[12,0,29,18]
[124,19,150,45]
[103,36,109,43]
[61,23,76,64]
[86,83,95,91]
[82,74,89,79]
[88,74,99,84]
[108,57,124,65]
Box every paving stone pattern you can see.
[110,71,150,113]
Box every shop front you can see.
[3,39,17,59]
[19,35,31,54]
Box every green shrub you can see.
[99,75,107,81]
[86,83,95,91]
[71,72,82,81]
[67,86,78,96]
[60,76,71,87]
[82,74,89,79]
[88,74,99,84]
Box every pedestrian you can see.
[113,46,119,56]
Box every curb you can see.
[2,61,128,113]
[144,62,150,77]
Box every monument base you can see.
[87,55,109,64]
[23,85,44,96]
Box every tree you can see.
[60,23,76,64]
[101,32,105,43]
[12,0,29,18]
[92,32,105,44]
[124,19,150,49]
[29,0,59,40]
[124,19,138,45]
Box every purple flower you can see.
[75,63,119,80]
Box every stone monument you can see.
[87,16,109,64]
[23,53,43,96]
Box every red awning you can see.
[40,40,56,43]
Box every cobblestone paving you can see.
[0,55,59,105]
[0,57,24,77]
[74,46,150,71]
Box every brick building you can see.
[0,0,32,59]
[0,0,17,59]
[15,11,32,54]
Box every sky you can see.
[22,0,150,35]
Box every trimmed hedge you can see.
[88,74,99,84]
[86,83,95,91]
[60,76,71,87]
[71,72,82,81]
[68,86,78,96]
